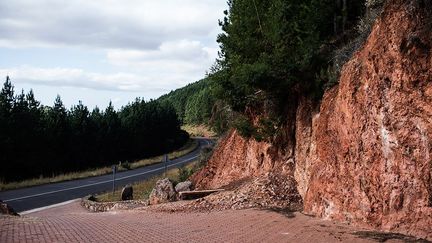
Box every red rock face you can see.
[194,0,432,239]
[192,129,295,190]
[302,0,432,239]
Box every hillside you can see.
[158,78,216,126]
[190,0,432,240]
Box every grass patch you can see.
[0,139,199,191]
[182,124,216,137]
[96,162,197,202]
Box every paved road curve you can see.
[0,138,211,212]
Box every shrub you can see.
[233,115,255,138]
[119,161,131,170]
[178,167,193,182]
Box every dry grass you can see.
[127,139,198,170]
[182,124,216,137]
[0,139,198,191]
[96,162,198,202]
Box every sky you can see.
[0,0,227,110]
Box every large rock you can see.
[121,184,133,201]
[175,181,192,193]
[149,178,176,205]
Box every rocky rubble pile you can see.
[150,173,302,213]
[81,196,149,212]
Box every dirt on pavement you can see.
[1,200,427,243]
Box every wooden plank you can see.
[179,189,224,200]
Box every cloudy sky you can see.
[0,0,227,109]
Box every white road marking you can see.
[19,199,80,215]
[3,153,200,202]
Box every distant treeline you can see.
[158,77,216,126]
[0,77,188,182]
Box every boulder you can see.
[121,184,133,201]
[175,180,192,193]
[0,200,19,216]
[149,178,176,205]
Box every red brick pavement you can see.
[0,201,407,243]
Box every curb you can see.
[80,196,149,212]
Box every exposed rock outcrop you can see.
[192,129,296,190]
[193,0,432,240]
[300,0,432,239]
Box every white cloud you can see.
[0,1,227,106]
[0,0,226,50]
[0,66,147,91]
[107,39,217,82]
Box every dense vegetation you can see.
[158,78,217,126]
[209,0,372,140]
[0,77,188,183]
[157,77,233,134]
[215,0,365,110]
[159,1,376,140]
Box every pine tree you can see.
[0,76,14,116]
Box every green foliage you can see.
[317,65,339,90]
[191,144,215,173]
[184,87,214,125]
[0,77,189,183]
[178,167,193,182]
[254,117,278,142]
[209,0,367,140]
[157,77,224,134]
[232,115,279,142]
[158,78,216,126]
[120,161,131,170]
[215,0,337,111]
[209,100,233,135]
[233,115,255,138]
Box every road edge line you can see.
[19,198,80,215]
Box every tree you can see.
[0,77,14,181]
[216,0,337,111]
[0,76,14,116]
[0,78,189,182]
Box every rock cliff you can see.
[193,0,431,239]
[301,0,432,239]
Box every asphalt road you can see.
[0,138,212,213]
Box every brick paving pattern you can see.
[0,201,405,243]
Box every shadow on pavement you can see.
[352,231,430,243]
